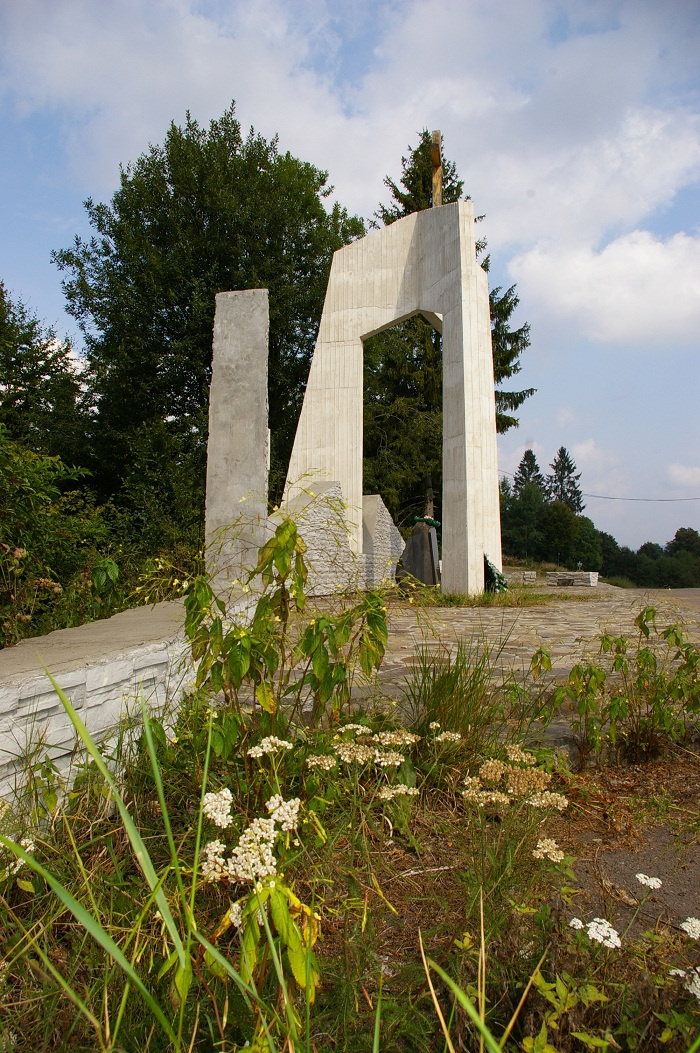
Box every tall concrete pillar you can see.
[205,290,269,586]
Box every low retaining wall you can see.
[0,601,193,798]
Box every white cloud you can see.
[511,229,700,346]
[570,439,628,499]
[556,407,576,428]
[668,462,700,488]
[497,439,547,480]
[2,0,700,234]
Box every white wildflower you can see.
[479,759,506,784]
[202,788,234,829]
[505,744,537,765]
[569,917,584,930]
[266,795,301,831]
[377,784,419,801]
[226,817,277,884]
[7,837,37,876]
[435,731,462,744]
[247,746,264,758]
[429,721,441,730]
[305,754,337,770]
[635,873,662,890]
[527,791,569,811]
[256,736,293,755]
[679,967,700,1002]
[586,918,621,949]
[201,840,227,883]
[680,917,700,940]
[371,730,420,748]
[532,838,564,863]
[373,749,404,768]
[339,723,370,734]
[333,741,375,764]
[228,902,243,928]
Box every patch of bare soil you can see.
[549,747,700,932]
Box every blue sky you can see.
[1,0,698,549]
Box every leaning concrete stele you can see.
[284,200,502,595]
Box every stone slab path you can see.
[374,584,700,697]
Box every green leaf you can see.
[16,877,35,893]
[570,1032,610,1049]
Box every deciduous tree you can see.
[53,103,363,532]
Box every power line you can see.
[498,470,700,503]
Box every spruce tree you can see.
[512,449,546,496]
[546,447,584,513]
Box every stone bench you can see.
[546,571,599,587]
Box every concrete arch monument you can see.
[285,200,502,595]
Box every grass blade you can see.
[0,836,177,1045]
[43,669,187,970]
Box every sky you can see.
[1,0,699,550]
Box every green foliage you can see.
[53,102,363,518]
[185,516,388,731]
[600,527,700,587]
[513,449,546,496]
[0,281,88,467]
[552,606,700,763]
[546,447,584,513]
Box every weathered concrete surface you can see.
[0,601,191,795]
[285,201,501,595]
[205,290,269,587]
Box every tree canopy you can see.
[513,449,546,496]
[53,103,363,524]
[546,447,584,513]
[0,281,86,467]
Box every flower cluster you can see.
[225,817,277,884]
[479,759,507,784]
[505,744,537,765]
[462,757,568,812]
[635,873,662,890]
[338,723,370,735]
[532,838,564,863]
[201,794,304,888]
[305,754,337,770]
[201,839,228,882]
[369,730,420,748]
[202,787,234,828]
[435,731,462,744]
[670,966,700,1002]
[527,790,569,811]
[2,836,36,877]
[373,749,404,768]
[247,736,294,758]
[266,795,300,831]
[506,766,551,796]
[680,916,700,940]
[377,784,419,801]
[429,721,441,730]
[570,917,621,948]
[333,741,375,765]
[228,901,243,929]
